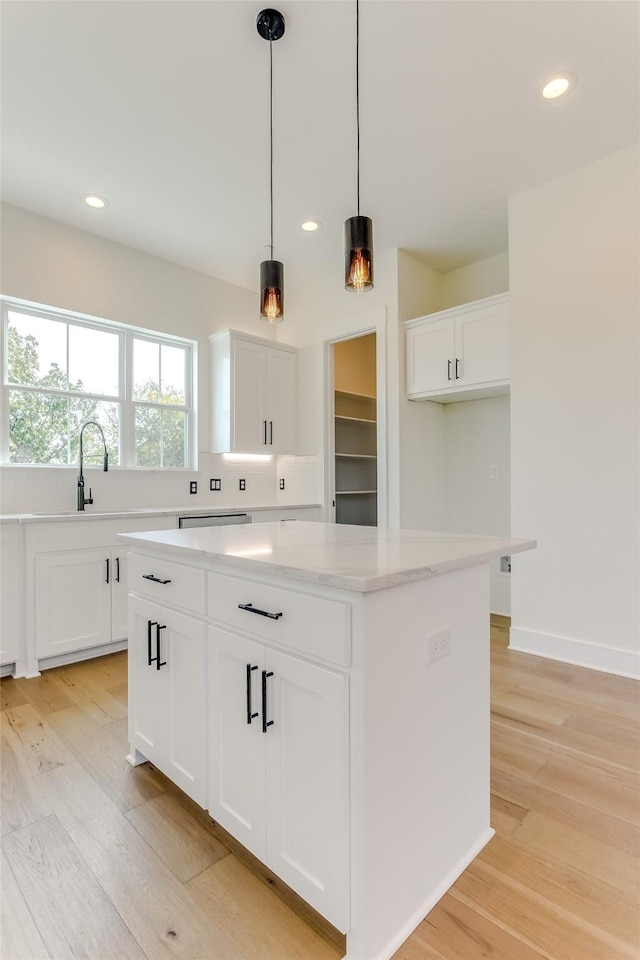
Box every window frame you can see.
[1,297,197,470]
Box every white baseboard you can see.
[38,639,128,672]
[509,627,639,680]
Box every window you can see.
[1,299,195,468]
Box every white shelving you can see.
[334,391,377,526]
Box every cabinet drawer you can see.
[207,573,351,666]
[129,553,206,615]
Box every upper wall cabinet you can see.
[405,293,509,402]
[210,331,297,454]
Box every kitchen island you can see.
[119,521,535,960]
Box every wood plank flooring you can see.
[1,616,638,960]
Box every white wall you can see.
[440,252,509,310]
[0,203,313,513]
[397,251,445,530]
[443,397,511,614]
[509,145,639,677]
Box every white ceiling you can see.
[2,1,638,295]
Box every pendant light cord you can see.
[269,37,274,259]
[356,0,360,217]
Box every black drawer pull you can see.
[238,603,283,621]
[262,670,274,733]
[156,623,167,670]
[246,663,259,724]
[142,574,172,585]
[147,620,158,666]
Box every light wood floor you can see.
[1,617,638,960]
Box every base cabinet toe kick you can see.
[124,526,534,960]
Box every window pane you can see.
[9,390,69,463]
[9,391,121,466]
[162,409,186,467]
[161,345,186,404]
[69,401,120,466]
[135,406,161,467]
[7,311,67,388]
[133,339,159,401]
[69,326,119,396]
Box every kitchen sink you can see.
[30,509,146,516]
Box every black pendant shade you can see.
[344,0,373,293]
[345,215,373,292]
[258,8,285,323]
[259,259,284,322]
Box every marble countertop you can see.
[119,521,536,593]
[0,504,320,524]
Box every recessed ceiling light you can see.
[83,194,109,209]
[301,220,322,232]
[541,74,574,100]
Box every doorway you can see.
[331,333,377,526]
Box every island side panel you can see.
[347,562,493,960]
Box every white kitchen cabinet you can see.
[210,330,297,454]
[35,548,113,658]
[35,547,130,659]
[0,524,22,669]
[25,515,177,674]
[128,596,206,805]
[406,293,509,401]
[208,625,349,930]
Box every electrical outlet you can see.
[489,465,499,479]
[239,479,246,491]
[189,481,197,494]
[500,555,511,574]
[279,478,285,490]
[427,628,451,665]
[210,478,221,491]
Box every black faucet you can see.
[77,421,109,511]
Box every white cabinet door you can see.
[129,597,206,805]
[35,548,111,658]
[211,332,298,454]
[265,647,350,932]
[0,526,21,666]
[406,318,454,395]
[406,295,509,400]
[232,337,267,453]
[455,300,509,386]
[110,549,128,641]
[266,347,297,453]
[208,626,266,860]
[129,597,168,766]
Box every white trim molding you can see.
[509,626,640,680]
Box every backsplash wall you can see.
[0,453,321,515]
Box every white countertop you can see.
[119,521,535,593]
[0,504,320,524]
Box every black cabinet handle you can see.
[246,663,259,724]
[262,670,274,733]
[238,603,283,621]
[269,421,273,445]
[263,419,268,445]
[105,558,110,584]
[115,557,120,583]
[447,359,452,381]
[455,358,460,379]
[156,624,167,670]
[147,620,158,666]
[142,574,172,585]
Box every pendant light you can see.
[345,0,373,292]
[257,8,285,322]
